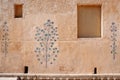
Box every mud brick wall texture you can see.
[0,0,120,73]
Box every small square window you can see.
[77,5,101,38]
[14,4,23,18]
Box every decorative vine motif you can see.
[1,22,9,56]
[34,20,59,68]
[110,22,117,60]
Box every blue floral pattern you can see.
[34,20,59,68]
[110,22,117,60]
[1,22,9,56]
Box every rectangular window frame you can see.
[77,4,102,39]
[14,4,23,18]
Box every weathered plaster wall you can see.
[0,0,120,73]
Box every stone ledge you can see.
[0,73,120,80]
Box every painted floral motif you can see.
[1,22,9,56]
[110,22,117,60]
[34,20,59,68]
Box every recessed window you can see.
[14,4,23,18]
[77,5,101,38]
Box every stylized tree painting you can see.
[110,22,117,60]
[34,20,59,68]
[1,22,9,56]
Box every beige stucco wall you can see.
[0,0,120,74]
